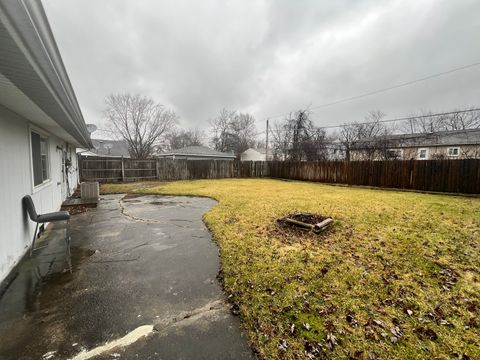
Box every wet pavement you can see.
[0,195,254,360]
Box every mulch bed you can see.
[61,204,95,215]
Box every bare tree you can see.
[338,123,359,161]
[270,109,328,161]
[290,110,310,161]
[401,107,480,134]
[209,109,257,156]
[460,146,480,159]
[104,94,178,158]
[209,108,236,153]
[356,110,387,138]
[400,110,443,134]
[254,139,266,151]
[354,110,393,160]
[167,128,204,149]
[230,113,257,155]
[303,126,328,161]
[338,110,392,161]
[271,119,293,160]
[439,106,480,130]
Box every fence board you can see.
[266,159,479,194]
[79,157,480,194]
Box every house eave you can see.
[0,0,92,147]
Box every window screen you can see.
[418,149,427,159]
[31,132,49,186]
[448,147,459,156]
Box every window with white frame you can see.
[31,131,50,186]
[418,148,428,160]
[447,147,460,157]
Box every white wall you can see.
[0,105,78,282]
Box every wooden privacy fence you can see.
[79,157,156,182]
[79,157,267,182]
[79,157,480,194]
[267,159,480,194]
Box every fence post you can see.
[121,156,125,182]
[156,158,160,180]
[76,154,84,183]
[78,154,82,182]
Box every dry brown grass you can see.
[101,179,480,359]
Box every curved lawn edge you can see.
[101,179,480,360]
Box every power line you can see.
[261,107,480,135]
[317,107,480,130]
[267,61,480,120]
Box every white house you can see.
[240,148,273,161]
[0,1,92,282]
[158,146,236,160]
[350,129,480,161]
[77,139,130,158]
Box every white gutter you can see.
[0,0,92,147]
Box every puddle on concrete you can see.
[149,201,179,206]
[0,247,96,321]
[123,194,143,199]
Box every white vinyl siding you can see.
[0,105,79,283]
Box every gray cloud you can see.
[44,0,480,136]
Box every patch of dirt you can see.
[438,266,459,291]
[431,262,459,291]
[414,327,438,341]
[285,212,329,225]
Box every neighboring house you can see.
[326,139,346,161]
[158,146,236,160]
[351,129,480,161]
[0,1,92,282]
[240,148,274,161]
[78,139,130,158]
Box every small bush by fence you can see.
[79,157,480,194]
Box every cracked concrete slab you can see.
[0,194,254,360]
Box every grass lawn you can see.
[101,179,480,359]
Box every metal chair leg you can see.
[30,222,39,257]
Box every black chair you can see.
[22,195,71,258]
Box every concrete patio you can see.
[0,195,254,360]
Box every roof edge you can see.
[0,0,92,147]
[158,153,236,158]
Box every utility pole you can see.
[265,119,269,161]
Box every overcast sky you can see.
[44,0,480,138]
